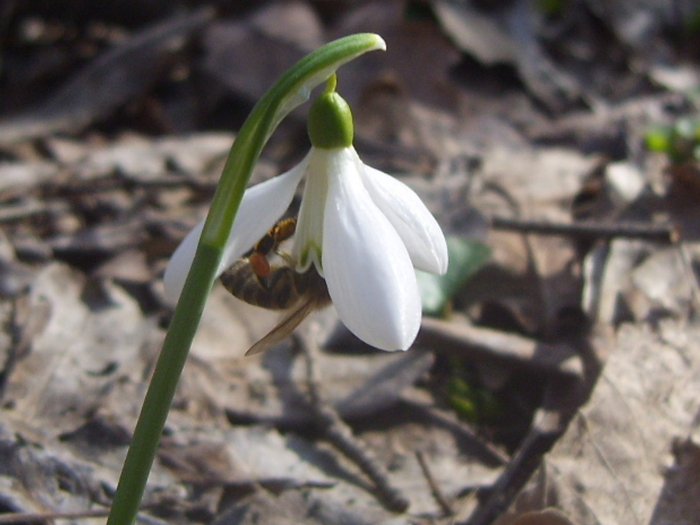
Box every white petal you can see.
[292,148,341,275]
[163,219,205,302]
[360,159,448,275]
[163,156,308,301]
[322,148,422,351]
[218,155,308,272]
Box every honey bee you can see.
[220,217,331,355]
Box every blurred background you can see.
[0,2,699,525]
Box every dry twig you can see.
[416,450,455,517]
[460,323,610,525]
[419,317,583,379]
[490,216,679,243]
[296,324,410,513]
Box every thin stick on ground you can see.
[416,450,455,517]
[296,324,410,513]
[490,216,679,243]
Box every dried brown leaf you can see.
[541,319,700,525]
[3,263,150,435]
[432,0,580,111]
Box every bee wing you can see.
[245,298,317,356]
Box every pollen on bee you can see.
[249,252,271,278]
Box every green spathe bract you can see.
[106,33,385,525]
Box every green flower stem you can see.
[106,33,385,525]
[105,243,218,525]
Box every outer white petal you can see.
[163,219,205,302]
[359,158,448,275]
[322,148,422,351]
[163,155,308,301]
[218,155,308,273]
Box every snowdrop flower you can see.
[165,78,447,351]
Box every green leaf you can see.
[645,118,700,164]
[644,124,673,153]
[447,375,503,424]
[417,236,491,316]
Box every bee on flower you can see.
[165,75,447,352]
